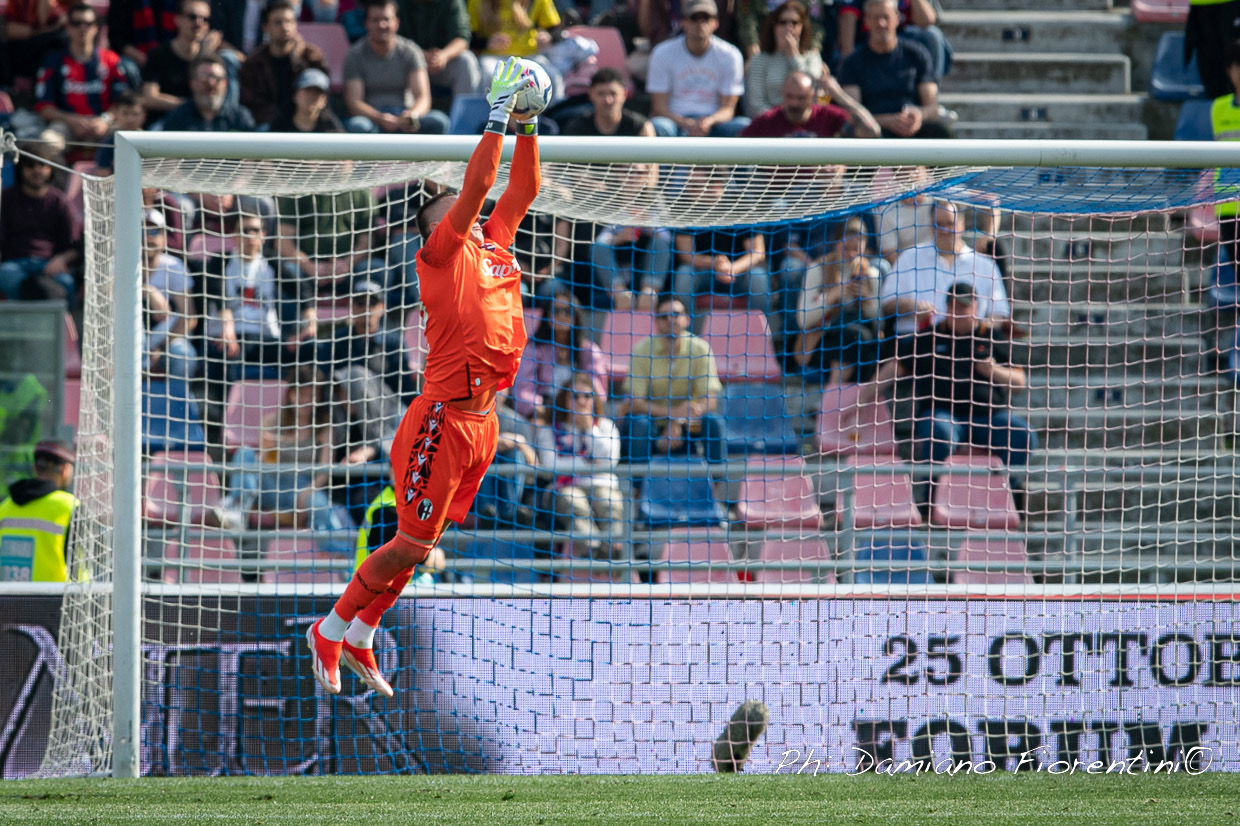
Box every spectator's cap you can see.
[946,281,976,306]
[34,440,76,466]
[683,0,718,16]
[144,209,167,228]
[352,280,384,303]
[296,68,331,92]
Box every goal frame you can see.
[107,133,1240,778]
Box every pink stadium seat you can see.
[64,313,82,378]
[736,459,821,530]
[1131,0,1189,23]
[565,25,636,96]
[931,455,1021,531]
[756,539,835,584]
[64,378,81,427]
[597,309,655,381]
[699,310,781,382]
[262,538,343,584]
[555,542,638,584]
[816,383,898,458]
[656,538,738,583]
[838,457,922,530]
[0,91,12,114]
[1188,203,1220,244]
[953,538,1032,585]
[223,380,286,454]
[65,161,96,223]
[179,538,243,584]
[152,450,221,526]
[142,471,181,525]
[185,232,236,266]
[404,309,428,374]
[300,23,349,93]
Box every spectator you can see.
[839,0,949,79]
[269,68,347,133]
[468,0,562,97]
[536,374,624,559]
[873,165,933,265]
[397,0,482,97]
[355,484,446,585]
[0,143,80,302]
[0,440,79,583]
[511,289,608,423]
[160,53,257,131]
[238,0,329,127]
[34,3,135,144]
[672,215,770,317]
[142,0,240,118]
[741,70,878,138]
[333,365,404,520]
[838,0,949,140]
[647,0,749,138]
[880,200,1009,337]
[343,0,450,134]
[561,67,655,137]
[275,181,382,295]
[855,281,1035,490]
[789,215,881,385]
[4,0,68,90]
[738,0,832,60]
[108,0,181,70]
[742,1,820,117]
[1187,0,1240,101]
[141,209,199,382]
[622,297,726,464]
[94,91,149,175]
[316,280,417,402]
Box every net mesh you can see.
[32,145,1240,777]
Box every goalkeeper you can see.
[307,58,541,697]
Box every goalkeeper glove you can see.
[485,57,532,134]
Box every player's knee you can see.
[392,532,435,567]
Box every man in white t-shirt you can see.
[880,200,1010,336]
[646,0,750,138]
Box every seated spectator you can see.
[343,0,450,134]
[789,215,881,385]
[316,280,417,402]
[238,0,329,128]
[880,200,1010,337]
[161,53,257,131]
[742,1,822,118]
[511,289,608,423]
[141,209,199,382]
[94,91,149,175]
[469,0,563,100]
[399,0,483,98]
[142,0,241,119]
[839,0,950,79]
[873,165,934,265]
[838,0,950,140]
[561,68,655,137]
[0,143,80,302]
[738,0,832,61]
[275,178,382,296]
[34,3,136,145]
[107,0,181,71]
[4,0,68,90]
[356,484,446,584]
[622,297,727,464]
[647,0,749,138]
[536,374,624,560]
[333,365,403,521]
[672,222,770,317]
[269,69,347,132]
[741,70,879,138]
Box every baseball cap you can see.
[296,68,331,92]
[144,209,167,228]
[352,280,384,302]
[683,0,718,16]
[34,440,76,465]
[946,281,976,306]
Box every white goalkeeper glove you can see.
[485,57,536,135]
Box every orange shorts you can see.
[390,395,499,542]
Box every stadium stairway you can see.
[938,0,1149,140]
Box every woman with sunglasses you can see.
[511,288,608,425]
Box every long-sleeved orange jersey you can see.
[416,131,541,402]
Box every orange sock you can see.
[333,540,427,623]
[355,567,416,627]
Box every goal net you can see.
[32,134,1240,777]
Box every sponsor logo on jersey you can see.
[481,258,520,280]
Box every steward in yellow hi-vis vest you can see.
[1213,44,1240,268]
[0,441,80,582]
[355,486,441,585]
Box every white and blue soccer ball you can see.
[510,58,553,119]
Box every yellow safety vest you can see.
[0,489,78,582]
[355,486,397,570]
[0,374,49,500]
[1212,94,1240,216]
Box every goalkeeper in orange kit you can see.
[306,58,541,697]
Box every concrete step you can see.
[1015,334,1205,372]
[941,0,1112,10]
[937,92,1145,125]
[1025,406,1224,452]
[1020,371,1228,411]
[1014,301,1211,337]
[1009,230,1187,268]
[1076,478,1240,526]
[939,11,1128,54]
[947,53,1131,95]
[953,121,1148,140]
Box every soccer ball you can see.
[510,58,553,119]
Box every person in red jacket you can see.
[306,57,541,698]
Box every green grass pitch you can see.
[1,774,1236,825]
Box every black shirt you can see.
[837,37,935,116]
[561,108,649,137]
[144,42,191,100]
[688,227,755,259]
[269,54,294,121]
[268,108,345,133]
[899,321,1013,419]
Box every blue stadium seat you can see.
[459,540,544,584]
[1208,250,1238,310]
[1151,31,1205,101]
[637,460,726,528]
[722,382,801,455]
[143,379,206,454]
[852,540,931,585]
[1174,99,1213,141]
[448,94,490,135]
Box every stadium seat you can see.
[1209,255,1239,309]
[953,538,1032,585]
[1174,99,1213,141]
[65,161,96,223]
[930,455,1021,531]
[142,470,181,525]
[299,23,349,93]
[736,460,821,530]
[556,542,638,584]
[700,310,781,382]
[177,538,243,584]
[262,539,344,585]
[1189,203,1221,245]
[459,540,544,584]
[151,450,221,527]
[722,382,801,455]
[816,383,898,458]
[315,297,352,325]
[839,457,922,530]
[755,539,835,584]
[64,313,81,379]
[404,309,427,374]
[222,379,285,454]
[637,460,726,528]
[63,378,80,427]
[143,379,207,454]
[1151,31,1204,101]
[565,26,636,96]
[0,91,12,115]
[185,231,236,267]
[853,540,931,585]
[448,94,490,135]
[655,537,737,583]
[597,309,655,382]
[1131,0,1189,24]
